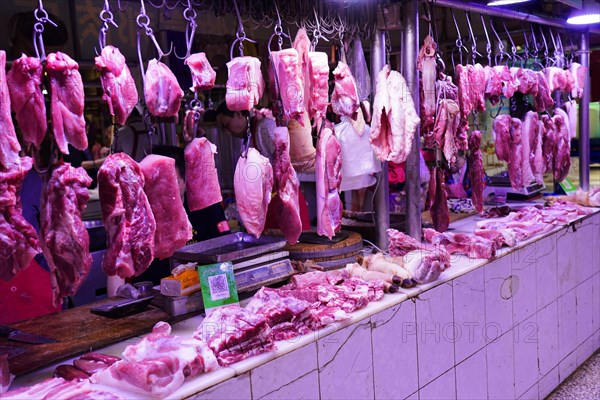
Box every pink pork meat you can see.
[40,163,93,307]
[293,28,311,113]
[331,61,360,119]
[316,122,343,239]
[0,157,41,281]
[98,153,156,278]
[307,52,330,120]
[46,52,88,154]
[226,56,265,112]
[468,130,484,213]
[552,109,571,183]
[272,126,302,244]
[533,71,554,112]
[7,54,47,148]
[423,228,497,259]
[234,148,273,238]
[139,155,192,260]
[507,118,525,190]
[1,378,121,400]
[0,51,22,168]
[95,45,139,126]
[144,59,184,117]
[269,48,305,123]
[185,52,216,91]
[185,137,222,211]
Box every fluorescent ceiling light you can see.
[567,0,600,25]
[487,0,530,6]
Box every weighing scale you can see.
[483,171,545,202]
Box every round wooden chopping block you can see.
[284,230,363,263]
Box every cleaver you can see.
[0,326,58,344]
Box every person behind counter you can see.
[134,145,230,285]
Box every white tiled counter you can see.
[11,211,600,399]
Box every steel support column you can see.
[579,30,591,191]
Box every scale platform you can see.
[483,172,545,202]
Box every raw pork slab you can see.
[185,52,216,91]
[98,153,156,278]
[0,157,40,281]
[95,45,138,126]
[185,137,223,211]
[144,59,184,117]
[307,52,330,120]
[269,48,305,123]
[41,163,92,307]
[293,28,311,113]
[316,122,343,239]
[331,61,360,119]
[139,155,192,259]
[0,51,22,168]
[7,55,47,147]
[430,166,449,232]
[423,228,497,259]
[468,130,484,213]
[46,52,88,154]
[226,56,265,112]
[234,148,273,238]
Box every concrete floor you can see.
[546,350,600,399]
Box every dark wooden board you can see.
[284,230,362,258]
[3,298,183,376]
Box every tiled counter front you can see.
[192,213,600,400]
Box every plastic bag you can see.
[335,117,381,191]
[347,38,371,102]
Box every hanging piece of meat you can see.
[552,108,571,183]
[569,62,587,99]
[0,157,40,281]
[468,130,484,213]
[331,61,360,119]
[7,54,47,148]
[46,52,88,154]
[434,99,461,166]
[185,137,222,211]
[0,51,22,168]
[234,148,273,238]
[272,127,302,244]
[95,45,138,126]
[269,48,305,124]
[40,163,92,307]
[417,35,437,133]
[544,66,568,92]
[226,56,265,112]
[469,64,487,113]
[139,155,192,260]
[184,52,216,91]
[533,71,554,112]
[98,153,156,279]
[430,166,449,232]
[513,68,538,95]
[316,121,343,239]
[144,59,184,118]
[520,111,537,187]
[484,65,503,105]
[541,114,557,173]
[492,114,511,163]
[370,65,421,163]
[307,52,330,121]
[293,28,311,113]
[494,65,518,98]
[455,64,472,115]
[507,118,525,190]
[531,118,545,185]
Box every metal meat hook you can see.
[465,12,481,64]
[267,2,290,52]
[450,9,468,66]
[502,21,520,66]
[174,0,198,60]
[33,0,57,61]
[229,0,257,59]
[490,18,507,66]
[96,0,119,55]
[480,14,492,66]
[137,0,174,60]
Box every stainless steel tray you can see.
[172,233,287,263]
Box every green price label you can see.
[559,178,577,194]
[198,262,239,311]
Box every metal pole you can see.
[579,30,591,191]
[371,29,390,250]
[553,55,564,194]
[403,0,421,240]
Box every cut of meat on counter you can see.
[315,121,343,239]
[53,365,90,382]
[226,56,265,112]
[307,52,330,121]
[429,166,449,232]
[272,127,302,244]
[72,353,121,376]
[359,253,416,288]
[0,157,41,281]
[417,35,437,135]
[331,61,360,119]
[1,378,123,400]
[184,52,216,91]
[185,137,222,211]
[387,229,451,284]
[95,45,139,126]
[144,59,184,118]
[6,55,47,148]
[423,228,497,259]
[546,187,600,207]
[468,130,484,214]
[0,51,22,168]
[269,48,305,124]
[46,52,88,154]
[293,28,311,114]
[370,65,421,163]
[194,305,275,366]
[98,153,156,279]
[139,155,192,260]
[93,322,217,398]
[345,262,401,292]
[40,163,93,308]
[234,148,273,238]
[1,354,13,394]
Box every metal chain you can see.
[33,0,57,61]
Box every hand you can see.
[100,146,110,158]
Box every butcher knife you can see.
[0,326,58,344]
[0,345,27,359]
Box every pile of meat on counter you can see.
[417,34,588,233]
[2,269,388,399]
